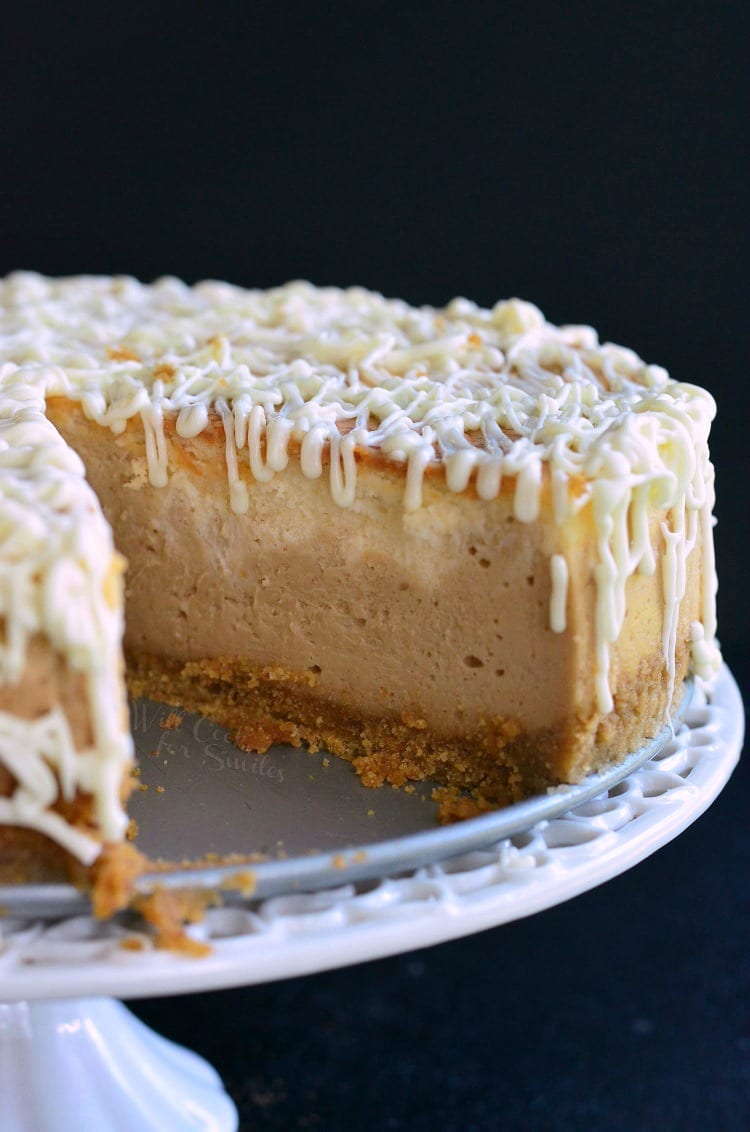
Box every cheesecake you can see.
[0,273,722,909]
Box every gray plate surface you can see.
[0,687,691,918]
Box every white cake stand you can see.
[0,666,743,1132]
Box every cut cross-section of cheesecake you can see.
[0,273,722,908]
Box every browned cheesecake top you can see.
[0,273,714,512]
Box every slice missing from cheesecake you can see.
[0,273,722,914]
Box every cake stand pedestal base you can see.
[0,997,238,1132]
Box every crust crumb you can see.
[160,711,183,730]
[431,786,507,824]
[133,886,218,955]
[90,842,149,919]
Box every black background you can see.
[1,3,747,1129]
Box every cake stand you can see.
[0,665,743,1132]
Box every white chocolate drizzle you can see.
[549,554,569,635]
[0,273,722,861]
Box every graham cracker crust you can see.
[126,647,690,810]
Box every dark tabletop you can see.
[2,2,747,1128]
